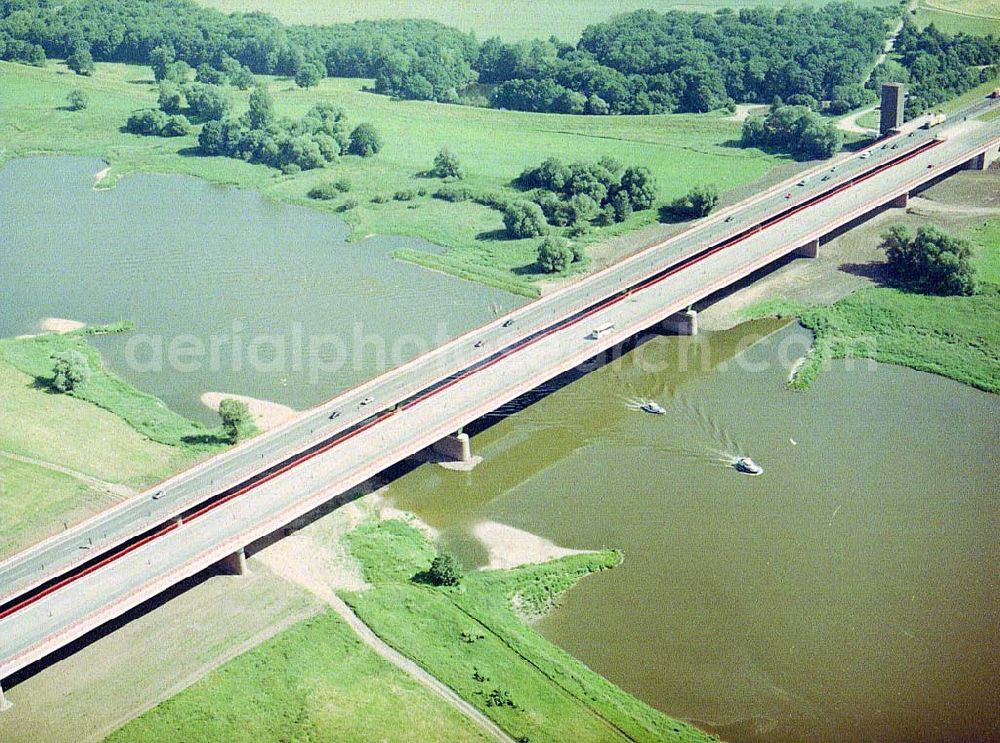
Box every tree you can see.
[148,44,175,82]
[618,166,657,210]
[184,83,230,122]
[430,147,464,179]
[426,551,462,586]
[881,225,977,295]
[348,122,382,157]
[66,44,95,76]
[51,350,91,392]
[295,63,324,88]
[537,236,574,273]
[218,398,252,443]
[247,85,275,130]
[66,88,89,111]
[503,201,548,238]
[157,81,183,114]
[195,63,225,85]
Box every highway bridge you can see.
[1,98,998,705]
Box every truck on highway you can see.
[922,112,946,129]
[588,322,615,340]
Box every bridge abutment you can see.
[0,682,12,712]
[794,238,819,258]
[888,192,909,209]
[218,546,247,576]
[662,309,698,336]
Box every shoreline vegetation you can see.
[110,513,718,743]
[743,218,1000,393]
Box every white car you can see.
[360,396,374,406]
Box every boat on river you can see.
[640,400,666,415]
[734,456,763,475]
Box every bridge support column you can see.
[794,238,819,258]
[662,309,698,336]
[888,192,909,209]
[218,546,247,576]
[432,433,472,463]
[964,152,988,171]
[0,682,12,712]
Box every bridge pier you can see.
[964,152,988,171]
[432,432,472,463]
[0,682,11,712]
[888,192,909,209]
[218,546,247,576]
[794,238,819,258]
[662,308,698,336]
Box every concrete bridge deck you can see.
[0,98,997,695]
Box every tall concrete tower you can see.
[880,83,905,136]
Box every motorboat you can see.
[640,400,666,415]
[734,456,763,475]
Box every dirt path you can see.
[257,543,514,743]
[837,105,878,134]
[0,450,135,499]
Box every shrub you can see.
[333,176,352,193]
[537,236,574,273]
[66,88,89,111]
[51,350,91,392]
[307,182,340,200]
[430,147,464,179]
[433,186,476,202]
[393,189,418,201]
[425,552,463,586]
[348,122,382,157]
[503,201,548,239]
[370,194,389,204]
[338,198,360,211]
[664,184,718,221]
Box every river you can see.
[382,321,1000,743]
[2,156,997,742]
[0,156,522,423]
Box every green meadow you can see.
[1,59,784,296]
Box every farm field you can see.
[194,0,898,41]
[915,0,1000,34]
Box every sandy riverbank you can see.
[200,392,298,432]
[40,317,86,334]
[472,520,593,570]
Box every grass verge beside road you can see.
[341,519,716,743]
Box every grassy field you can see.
[0,330,231,450]
[340,519,716,743]
[194,0,897,41]
[0,343,206,558]
[0,59,784,296]
[105,610,493,743]
[744,217,1000,392]
[916,0,1000,35]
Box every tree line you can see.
[869,20,1000,119]
[2,0,893,115]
